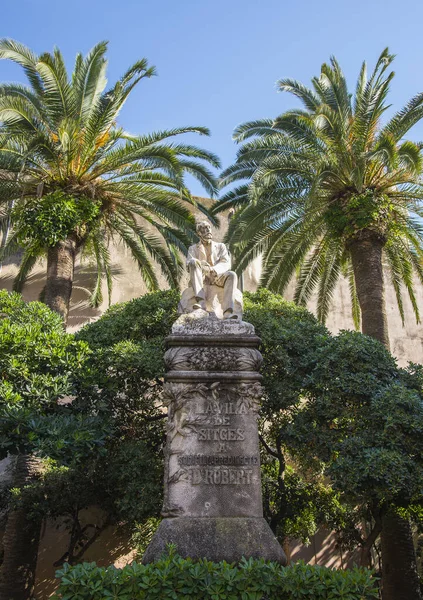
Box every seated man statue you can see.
[185,220,240,320]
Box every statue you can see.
[179,221,243,320]
[143,220,286,565]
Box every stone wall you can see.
[1,214,421,362]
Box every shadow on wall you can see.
[35,509,137,599]
[290,528,360,569]
[0,260,127,331]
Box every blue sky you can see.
[2,0,423,196]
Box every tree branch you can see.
[259,433,278,458]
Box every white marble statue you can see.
[179,221,243,319]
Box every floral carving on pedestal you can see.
[189,347,237,370]
[163,382,208,441]
[238,382,263,414]
[164,346,263,372]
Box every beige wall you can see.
[284,261,423,366]
[35,509,137,599]
[2,225,422,366]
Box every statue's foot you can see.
[224,310,239,320]
[193,302,206,310]
[193,296,206,310]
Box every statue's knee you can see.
[228,271,237,282]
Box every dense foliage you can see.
[289,332,423,508]
[243,290,423,566]
[53,549,378,600]
[0,290,163,565]
[74,290,179,466]
[12,191,100,249]
[284,330,423,567]
[0,290,110,598]
[3,289,423,578]
[0,289,99,459]
[244,288,329,415]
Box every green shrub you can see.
[12,191,100,248]
[54,549,378,600]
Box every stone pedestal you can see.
[143,310,286,564]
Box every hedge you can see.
[54,548,378,599]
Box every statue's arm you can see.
[187,246,198,267]
[212,243,232,275]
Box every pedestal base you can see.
[142,517,287,564]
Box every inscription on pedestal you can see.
[198,428,245,441]
[178,455,259,466]
[164,376,263,518]
[189,468,253,485]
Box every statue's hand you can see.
[187,258,202,267]
[201,263,211,275]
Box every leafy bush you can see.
[0,290,94,459]
[0,290,88,405]
[74,292,177,520]
[54,549,378,599]
[244,289,329,415]
[12,191,100,248]
[287,330,423,508]
[76,289,179,350]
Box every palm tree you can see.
[215,49,423,600]
[0,40,219,600]
[0,40,219,323]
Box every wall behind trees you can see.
[1,211,422,363]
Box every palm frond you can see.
[294,238,327,305]
[73,41,108,123]
[89,230,113,307]
[213,185,250,214]
[36,48,75,122]
[382,92,423,141]
[277,78,320,111]
[109,215,159,291]
[177,159,218,197]
[315,240,342,324]
[233,119,275,142]
[0,39,43,95]
[12,247,38,292]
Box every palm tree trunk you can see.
[0,454,43,600]
[349,230,421,600]
[348,232,389,347]
[44,235,77,324]
[381,510,421,600]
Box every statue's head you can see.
[196,220,213,242]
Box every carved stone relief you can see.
[162,377,264,519]
[164,346,263,372]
